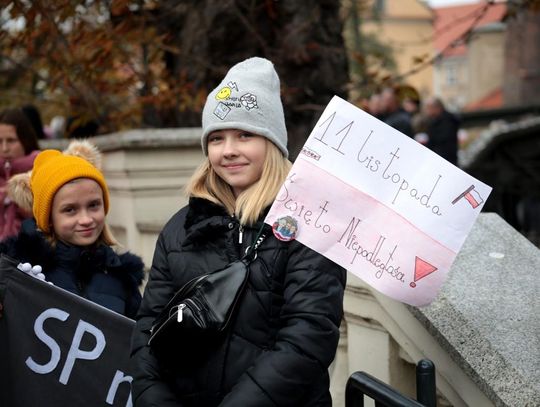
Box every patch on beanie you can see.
[214,103,232,120]
[212,81,259,120]
[240,93,258,110]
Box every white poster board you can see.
[265,96,491,306]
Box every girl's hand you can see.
[17,262,48,282]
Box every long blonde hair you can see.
[186,140,292,225]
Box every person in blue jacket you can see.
[0,140,144,318]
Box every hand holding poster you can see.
[265,96,492,306]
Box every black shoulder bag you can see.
[148,227,266,355]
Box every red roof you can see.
[464,88,503,111]
[433,2,506,57]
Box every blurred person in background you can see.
[47,115,66,139]
[379,86,413,137]
[0,108,40,240]
[22,104,47,140]
[423,96,460,166]
[367,92,384,119]
[400,85,421,118]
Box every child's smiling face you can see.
[207,129,267,198]
[51,178,105,246]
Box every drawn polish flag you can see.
[410,257,438,288]
[464,189,483,208]
[452,185,484,209]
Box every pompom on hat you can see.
[25,141,109,233]
[201,57,288,157]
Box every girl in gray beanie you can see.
[131,57,345,406]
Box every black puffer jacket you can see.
[426,110,460,165]
[383,108,413,137]
[0,219,144,318]
[131,198,346,406]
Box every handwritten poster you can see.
[265,96,492,306]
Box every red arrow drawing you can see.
[410,257,438,288]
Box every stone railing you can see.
[42,130,540,406]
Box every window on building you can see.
[372,0,385,17]
[446,64,457,86]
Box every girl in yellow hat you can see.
[0,140,144,318]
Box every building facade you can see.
[432,2,506,111]
[360,0,435,97]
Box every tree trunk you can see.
[156,0,349,160]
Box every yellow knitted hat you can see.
[30,149,110,233]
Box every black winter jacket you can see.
[383,108,413,137]
[426,110,460,165]
[131,198,346,406]
[0,219,144,318]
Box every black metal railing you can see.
[345,359,436,407]
[415,359,436,407]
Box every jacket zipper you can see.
[149,274,207,335]
[238,224,244,244]
[149,298,203,343]
[176,298,203,323]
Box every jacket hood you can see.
[185,197,228,229]
[184,197,271,247]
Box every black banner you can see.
[0,255,135,407]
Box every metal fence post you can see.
[416,359,436,407]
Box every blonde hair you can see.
[186,140,291,225]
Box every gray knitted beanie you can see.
[201,57,288,157]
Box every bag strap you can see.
[242,223,266,263]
